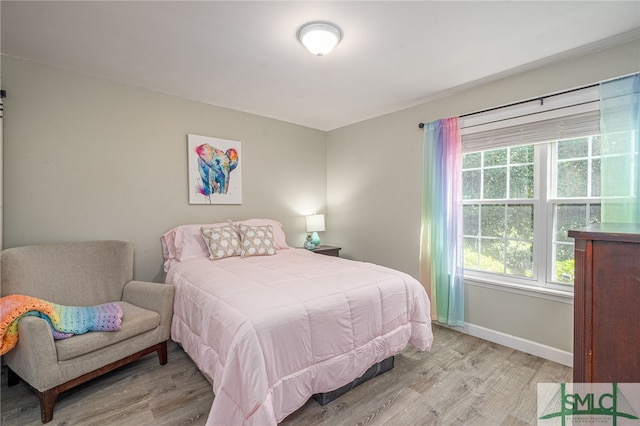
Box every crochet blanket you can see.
[0,294,123,355]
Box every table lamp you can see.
[306,214,325,247]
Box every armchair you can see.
[1,240,175,423]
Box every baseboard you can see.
[461,323,573,367]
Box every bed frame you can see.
[312,356,395,405]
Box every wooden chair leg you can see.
[38,388,59,424]
[157,340,168,365]
[8,343,168,423]
[7,367,20,387]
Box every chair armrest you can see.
[5,316,60,391]
[122,281,175,334]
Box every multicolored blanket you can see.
[0,294,123,355]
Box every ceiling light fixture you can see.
[297,22,342,57]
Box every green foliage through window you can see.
[462,137,603,289]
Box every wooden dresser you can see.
[568,223,640,383]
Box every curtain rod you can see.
[417,83,599,129]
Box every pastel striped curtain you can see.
[419,117,464,326]
[600,73,640,222]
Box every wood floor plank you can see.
[1,325,572,425]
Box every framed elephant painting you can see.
[187,134,242,204]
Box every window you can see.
[462,137,602,291]
[550,136,602,285]
[460,76,639,292]
[460,86,603,292]
[463,145,535,279]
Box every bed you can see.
[162,219,433,425]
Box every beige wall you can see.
[3,39,639,355]
[2,55,327,282]
[326,39,640,353]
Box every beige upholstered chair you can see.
[1,240,175,423]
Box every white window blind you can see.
[460,85,600,153]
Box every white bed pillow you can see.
[201,225,242,260]
[172,222,230,261]
[238,224,277,257]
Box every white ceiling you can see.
[2,1,640,131]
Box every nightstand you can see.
[309,245,341,257]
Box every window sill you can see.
[464,275,574,304]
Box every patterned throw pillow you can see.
[238,224,277,258]
[200,225,241,260]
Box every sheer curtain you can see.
[419,117,464,326]
[600,73,640,223]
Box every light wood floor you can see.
[1,325,571,425]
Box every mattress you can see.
[167,248,433,425]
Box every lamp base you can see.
[311,231,320,246]
[304,234,316,250]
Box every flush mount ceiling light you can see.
[297,22,342,57]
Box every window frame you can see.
[463,137,608,294]
[463,143,549,290]
[547,135,603,290]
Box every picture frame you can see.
[187,134,242,205]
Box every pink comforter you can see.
[167,248,433,425]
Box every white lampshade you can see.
[306,214,325,233]
[297,22,342,56]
